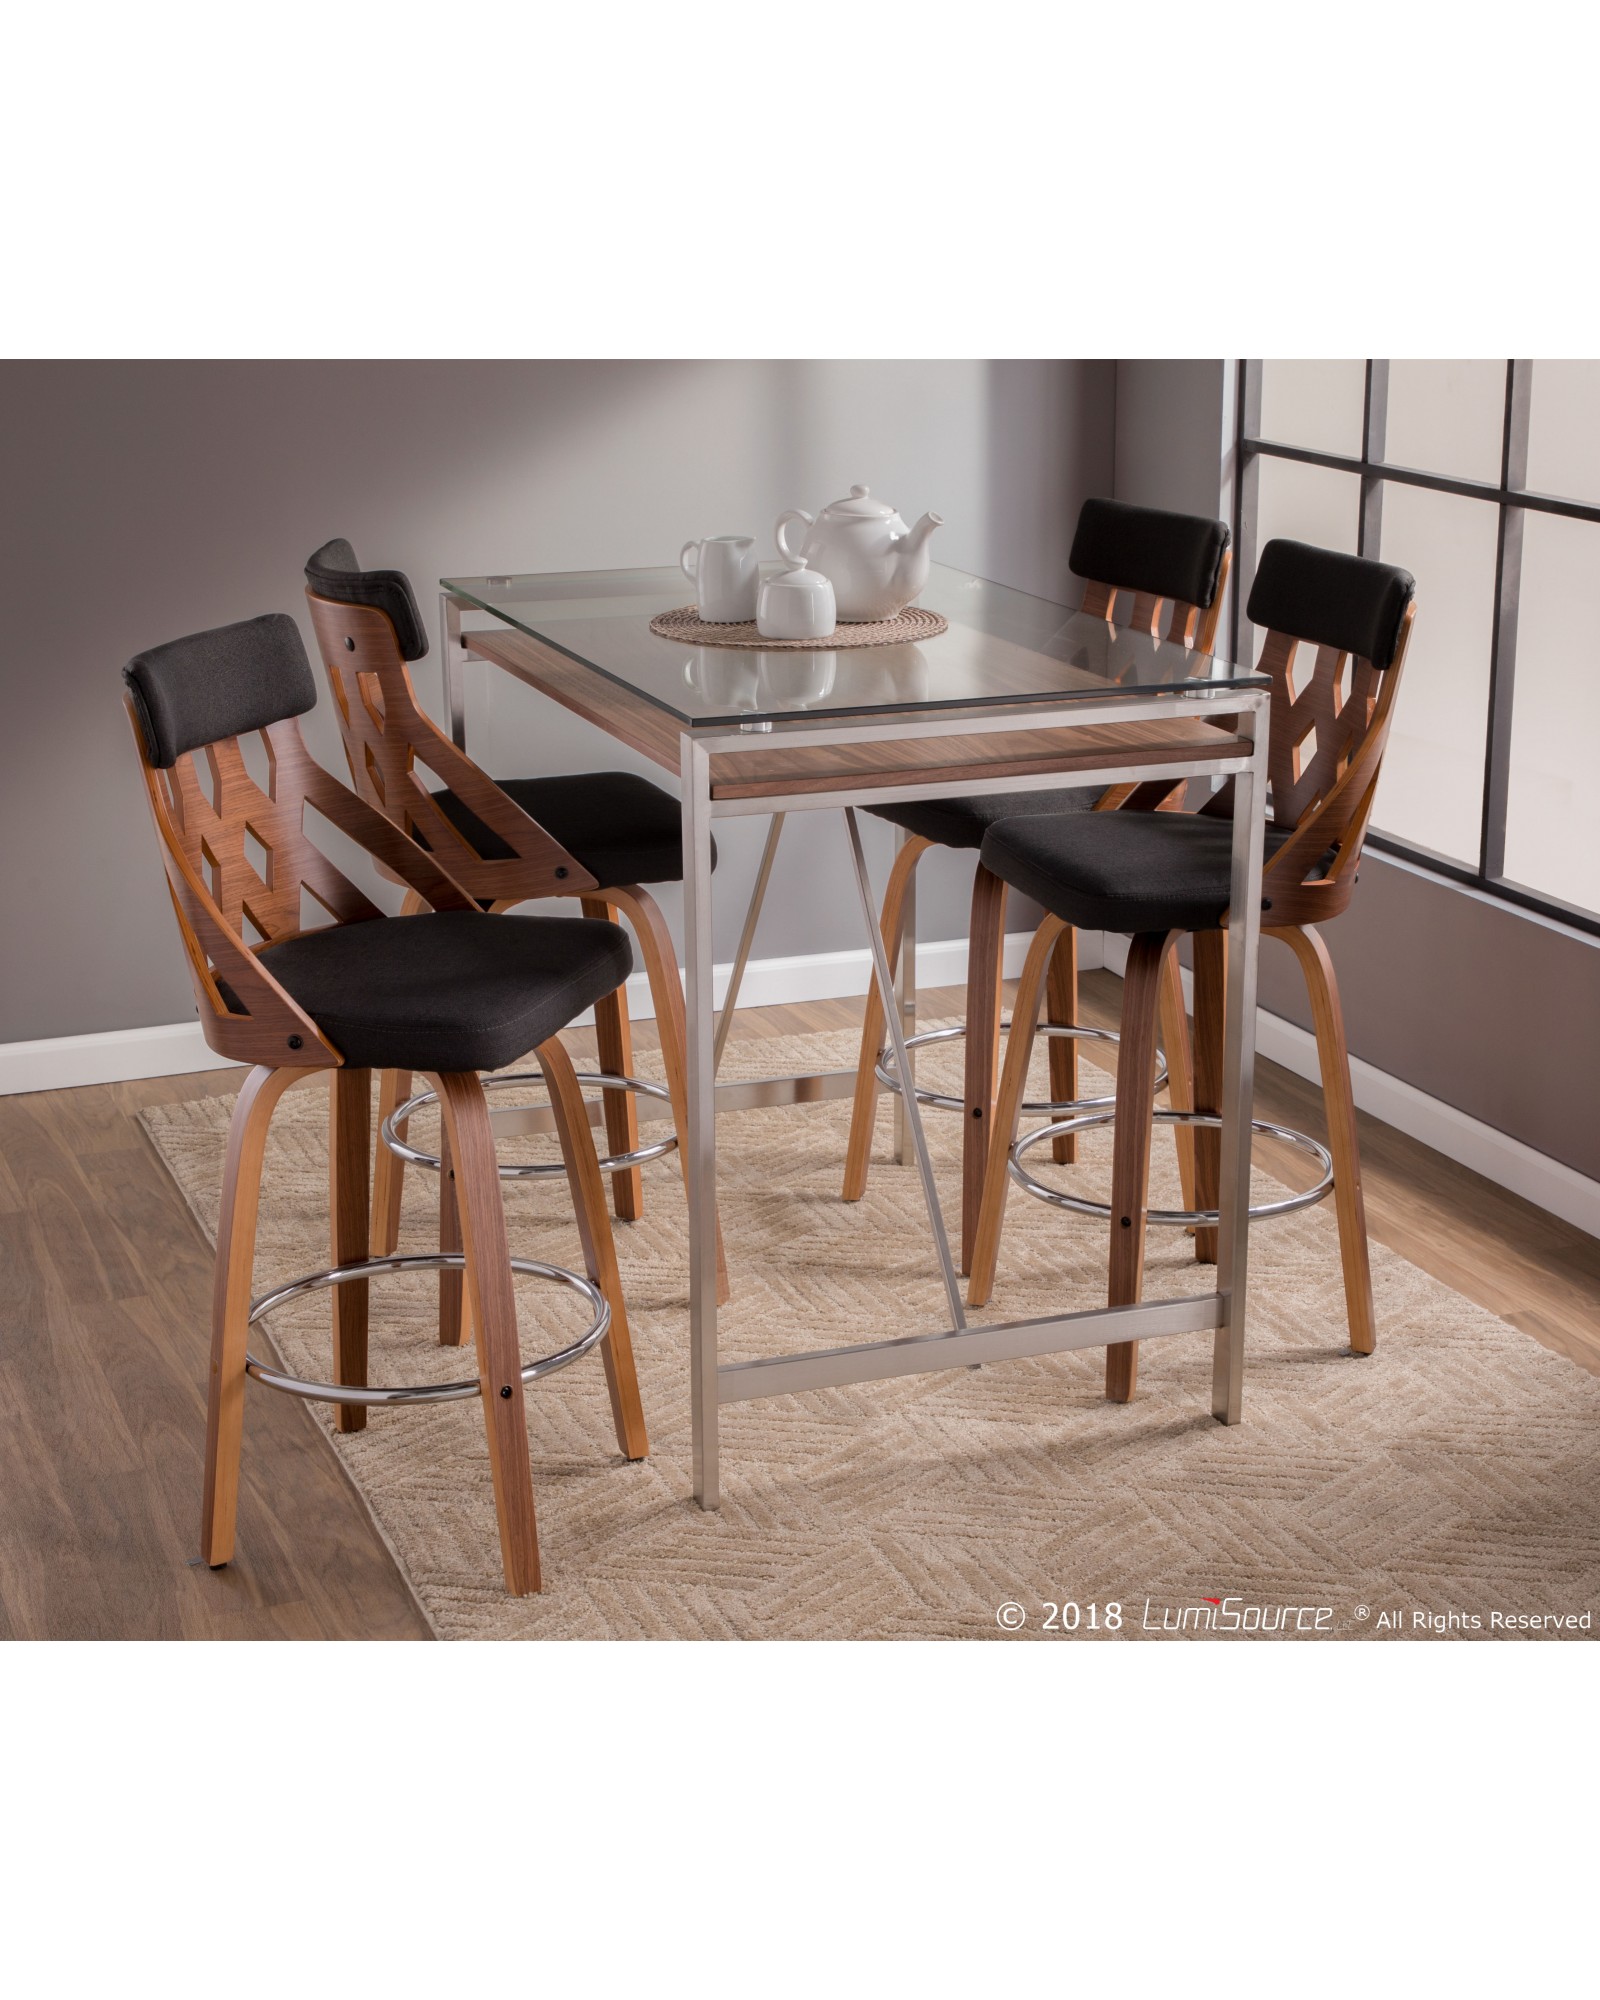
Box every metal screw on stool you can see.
[499,1386,512,1399]
[288,1035,302,1050]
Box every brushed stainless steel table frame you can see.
[441,588,1271,1512]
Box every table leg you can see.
[714,811,785,1074]
[845,809,966,1334]
[1212,694,1269,1423]
[440,590,467,750]
[893,824,918,1165]
[682,736,721,1508]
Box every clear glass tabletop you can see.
[442,562,1265,730]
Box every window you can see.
[1237,360,1600,933]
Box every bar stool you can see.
[843,496,1232,1272]
[302,540,728,1323]
[125,610,648,1595]
[967,538,1416,1400]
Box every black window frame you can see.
[1234,358,1600,940]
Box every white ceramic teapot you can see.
[774,485,943,621]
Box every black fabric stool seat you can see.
[255,909,633,1072]
[428,771,711,886]
[870,783,1102,852]
[980,810,1296,936]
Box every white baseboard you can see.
[0,1022,241,1097]
[619,926,1101,1021]
[0,930,1085,1099]
[1098,934,1600,1239]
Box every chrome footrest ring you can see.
[244,1251,609,1406]
[874,1020,1168,1115]
[1009,1109,1334,1227]
[381,1070,678,1180]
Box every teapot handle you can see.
[775,510,813,562]
[680,540,701,585]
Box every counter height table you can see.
[439,563,1271,1507]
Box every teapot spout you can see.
[889,511,943,606]
[901,511,944,558]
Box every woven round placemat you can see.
[649,603,947,649]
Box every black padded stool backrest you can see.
[1069,497,1231,620]
[1246,538,1414,672]
[124,612,318,770]
[305,538,430,662]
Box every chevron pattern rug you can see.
[141,1027,1600,1640]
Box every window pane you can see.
[1254,455,1359,561]
[1502,511,1600,915]
[1370,482,1498,866]
[1258,360,1366,456]
[1525,360,1600,502]
[1384,360,1506,484]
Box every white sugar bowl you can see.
[756,558,836,641]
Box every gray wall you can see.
[1113,360,1600,1181]
[0,360,1115,1045]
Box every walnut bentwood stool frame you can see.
[968,538,1417,1397]
[303,539,728,1336]
[125,610,649,1595]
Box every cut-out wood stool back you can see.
[966,538,1417,1405]
[303,545,728,1317]
[126,610,649,1595]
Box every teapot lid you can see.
[818,483,897,522]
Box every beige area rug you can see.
[141,1027,1600,1641]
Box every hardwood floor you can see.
[0,1063,430,1640]
[3,973,1596,1641]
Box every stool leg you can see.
[962,863,1007,1276]
[202,1065,305,1568]
[371,1068,411,1257]
[369,890,429,1258]
[612,885,730,1306]
[433,1070,542,1596]
[1045,924,1079,1165]
[1191,930,1227,1265]
[435,891,523,1346]
[437,1120,469,1346]
[1275,923,1376,1354]
[582,896,644,1223]
[536,1035,649,1462]
[1157,950,1199,1218]
[1105,931,1177,1403]
[967,914,1067,1308]
[329,1067,371,1435]
[843,833,932,1203]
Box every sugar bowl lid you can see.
[767,557,834,593]
[817,484,897,522]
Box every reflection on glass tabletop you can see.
[442,563,1265,729]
